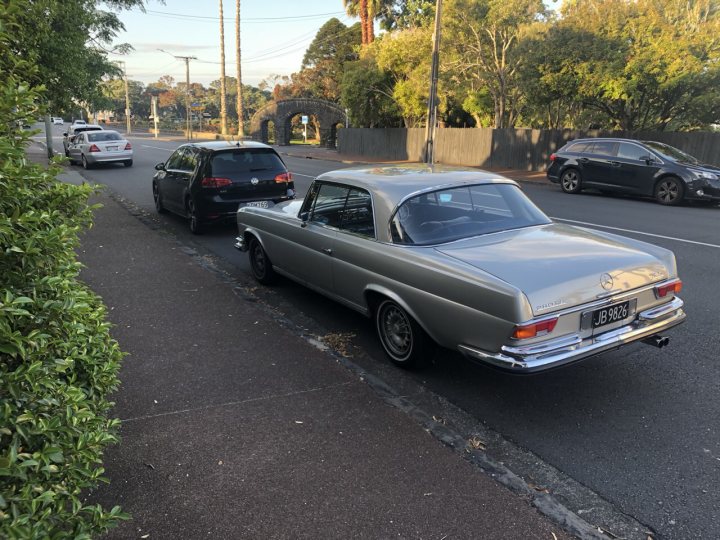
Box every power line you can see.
[142,8,346,23]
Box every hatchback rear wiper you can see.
[250,167,269,171]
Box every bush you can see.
[0,77,127,536]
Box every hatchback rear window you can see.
[88,132,122,142]
[210,149,285,176]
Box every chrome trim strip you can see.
[458,297,685,373]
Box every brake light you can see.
[125,142,132,150]
[655,279,682,298]
[88,144,100,152]
[549,153,557,162]
[512,317,558,340]
[274,172,292,183]
[201,177,232,188]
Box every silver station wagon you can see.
[235,164,686,372]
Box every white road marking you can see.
[553,217,720,249]
[141,144,173,151]
[291,172,315,178]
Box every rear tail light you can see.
[88,144,100,153]
[125,142,132,150]
[549,153,557,162]
[201,177,232,188]
[655,279,682,298]
[512,317,558,340]
[274,172,293,183]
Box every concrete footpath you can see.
[27,143,577,539]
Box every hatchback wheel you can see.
[655,177,684,206]
[248,237,277,285]
[153,182,166,214]
[187,198,203,234]
[375,299,434,369]
[560,168,582,194]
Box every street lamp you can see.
[158,49,197,140]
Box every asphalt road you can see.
[41,127,720,538]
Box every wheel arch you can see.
[653,173,686,201]
[363,286,439,343]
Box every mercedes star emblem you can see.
[600,273,614,290]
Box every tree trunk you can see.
[219,0,228,136]
[236,0,244,137]
[360,0,369,44]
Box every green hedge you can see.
[0,83,127,536]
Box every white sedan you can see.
[68,129,133,169]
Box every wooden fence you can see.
[338,128,720,170]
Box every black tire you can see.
[654,177,684,206]
[187,198,203,234]
[124,159,133,167]
[560,168,582,194]
[374,299,435,369]
[153,182,166,214]
[81,154,91,170]
[248,237,277,285]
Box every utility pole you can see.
[219,0,228,137]
[424,0,443,164]
[120,61,132,135]
[235,0,244,138]
[158,49,196,141]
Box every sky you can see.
[109,0,358,88]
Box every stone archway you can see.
[250,99,346,148]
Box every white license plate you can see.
[107,146,118,151]
[244,201,269,208]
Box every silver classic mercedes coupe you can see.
[235,164,686,372]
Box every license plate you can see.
[244,201,269,208]
[592,301,630,328]
[107,146,118,151]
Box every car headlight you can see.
[691,170,718,181]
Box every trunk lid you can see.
[210,149,290,201]
[435,223,669,316]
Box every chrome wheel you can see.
[655,177,684,206]
[560,169,581,193]
[374,299,434,368]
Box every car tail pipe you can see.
[642,335,670,349]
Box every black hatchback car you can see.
[152,141,295,233]
[547,138,720,206]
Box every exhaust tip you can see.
[642,335,670,349]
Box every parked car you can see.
[152,141,295,234]
[235,164,686,372]
[52,117,64,125]
[62,123,103,155]
[547,137,720,206]
[71,119,86,126]
[67,129,132,169]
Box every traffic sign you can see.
[301,115,308,125]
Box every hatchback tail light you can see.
[512,317,558,340]
[274,172,293,183]
[655,279,682,298]
[125,142,132,150]
[88,144,100,153]
[201,177,232,188]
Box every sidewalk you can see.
[26,142,578,539]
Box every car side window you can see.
[165,148,186,170]
[617,143,648,161]
[179,148,197,173]
[310,183,350,228]
[588,141,616,156]
[339,189,374,239]
[567,142,589,153]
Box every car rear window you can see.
[75,127,102,133]
[566,142,590,153]
[88,132,122,142]
[390,183,551,245]
[210,149,285,177]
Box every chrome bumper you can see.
[458,297,686,373]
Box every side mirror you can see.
[154,162,165,171]
[640,155,655,165]
[299,211,309,227]
[62,132,67,137]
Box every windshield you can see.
[390,183,551,245]
[642,141,699,165]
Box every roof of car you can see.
[317,164,517,224]
[567,137,649,144]
[70,124,102,131]
[184,140,273,152]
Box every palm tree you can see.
[235,0,244,137]
[219,0,228,136]
[343,0,389,44]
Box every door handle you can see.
[321,248,333,256]
[578,158,589,163]
[610,161,621,167]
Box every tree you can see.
[444,0,546,128]
[343,0,376,44]
[377,0,436,30]
[341,56,402,127]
